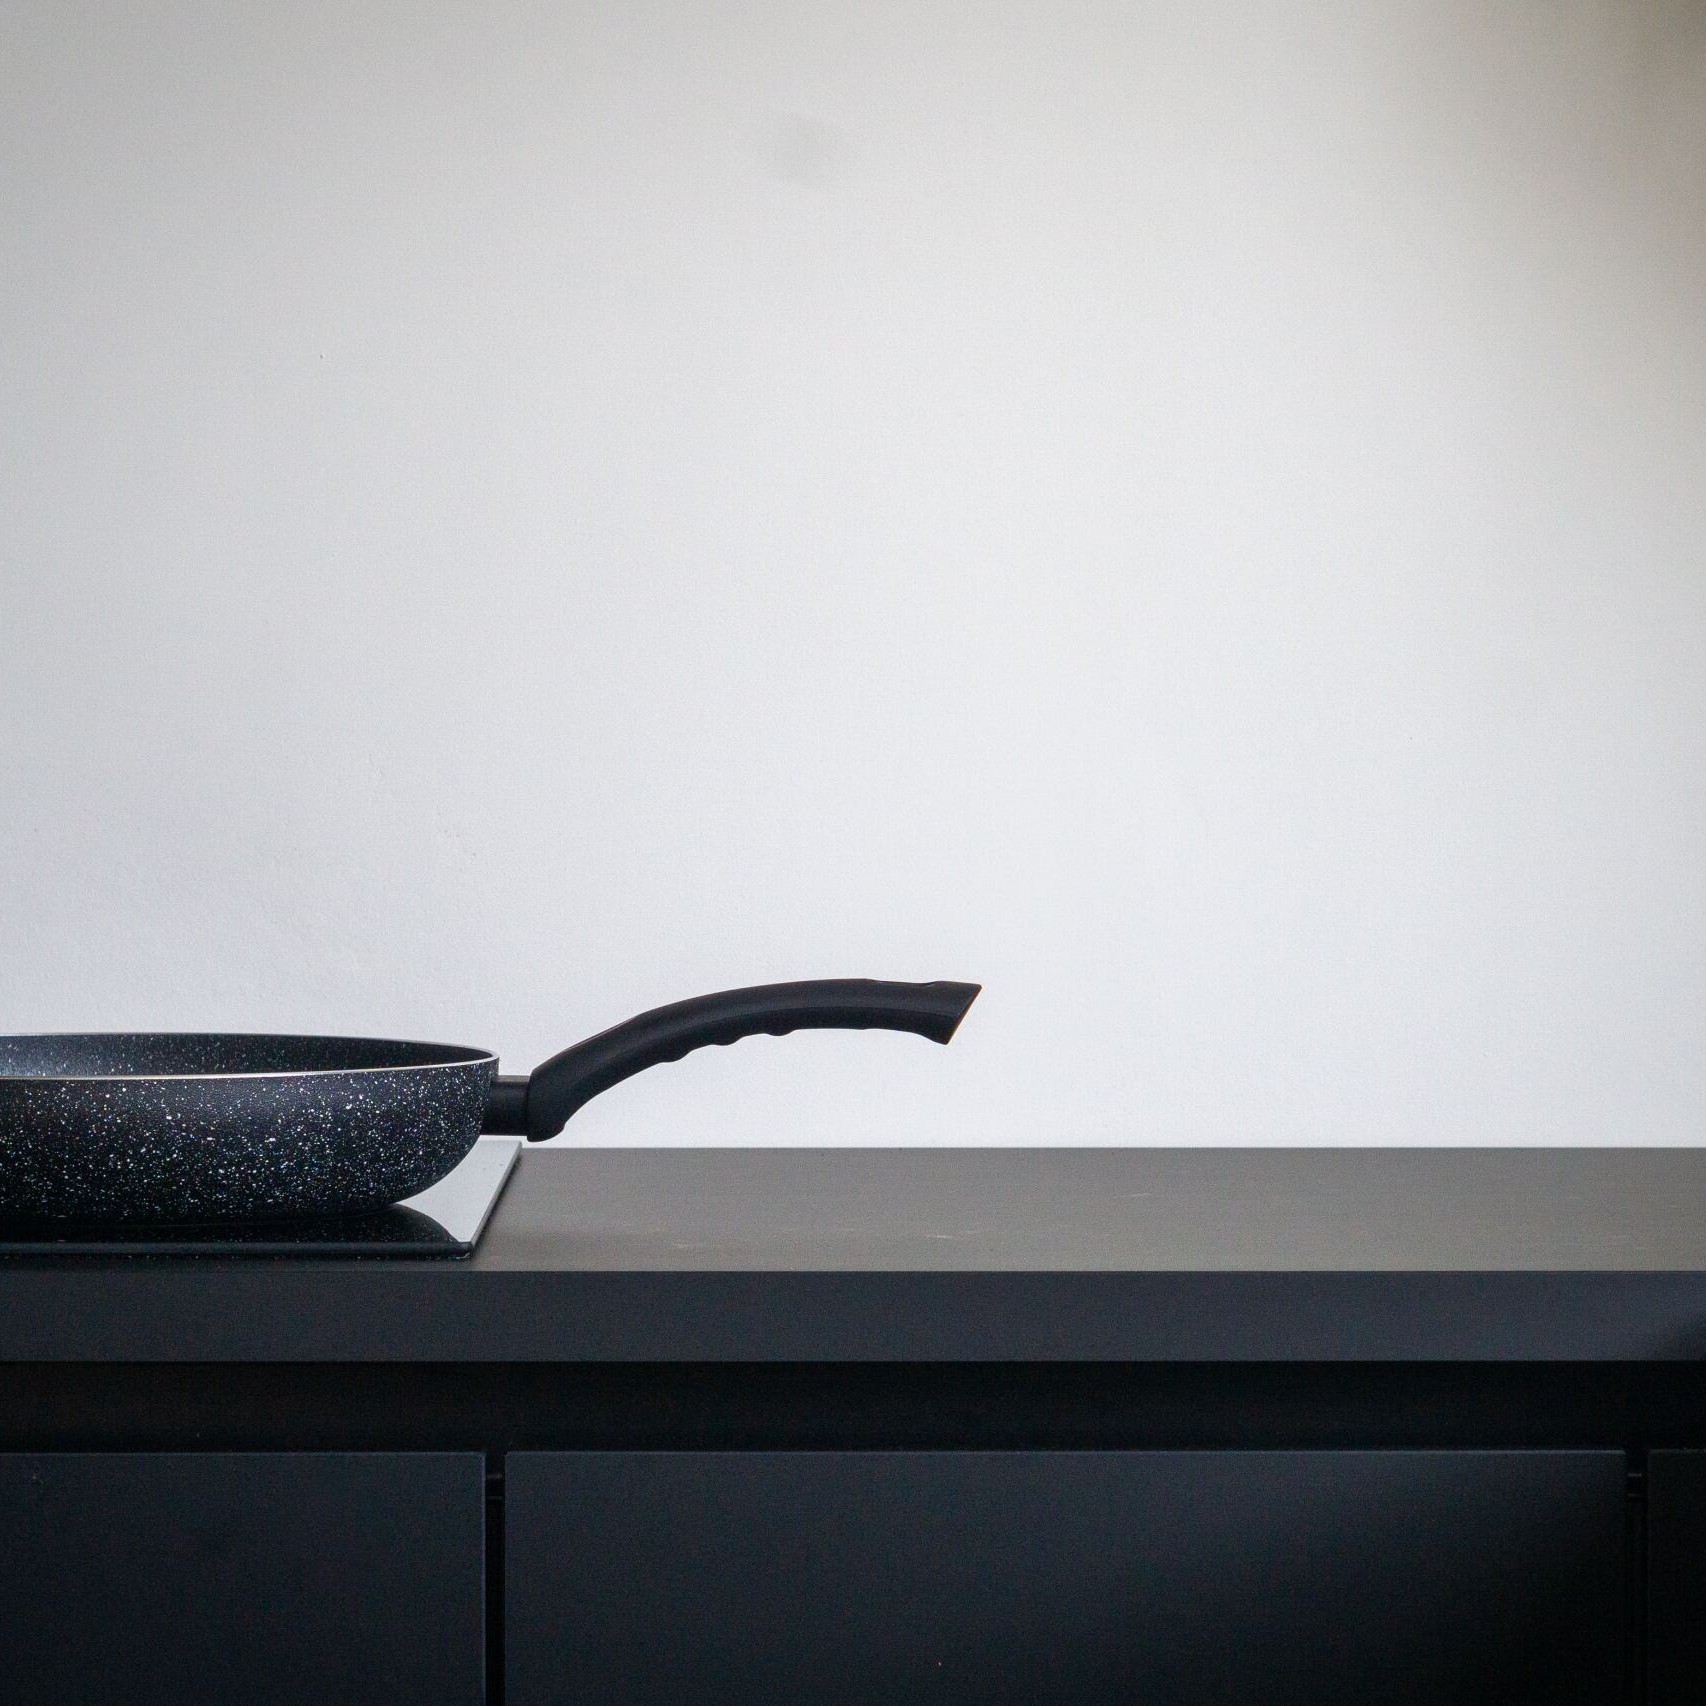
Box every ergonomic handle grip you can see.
[482,978,980,1141]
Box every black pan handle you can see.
[482,978,980,1141]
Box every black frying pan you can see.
[0,978,979,1223]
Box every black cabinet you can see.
[1649,1450,1706,1706]
[505,1448,1624,1706]
[0,1452,484,1706]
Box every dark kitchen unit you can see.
[6,1146,1706,1704]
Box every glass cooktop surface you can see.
[0,1138,521,1259]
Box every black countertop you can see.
[6,1148,1706,1363]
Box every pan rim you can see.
[0,1032,498,1084]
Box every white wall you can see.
[3,1,1705,1145]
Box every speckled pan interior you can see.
[0,1033,492,1078]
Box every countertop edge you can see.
[4,1267,1706,1363]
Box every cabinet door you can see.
[507,1449,1622,1706]
[1650,1450,1706,1706]
[0,1452,484,1706]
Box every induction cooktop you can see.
[0,1138,521,1258]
